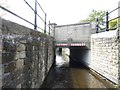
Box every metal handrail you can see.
[96,6,120,32]
[24,0,53,33]
[35,1,53,32]
[24,0,35,12]
[37,2,45,14]
[0,0,52,35]
[0,5,44,31]
[0,5,34,26]
[108,7,120,14]
[106,6,120,31]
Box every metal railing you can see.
[0,0,52,35]
[96,6,120,32]
[106,6,120,31]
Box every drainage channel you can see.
[40,48,116,89]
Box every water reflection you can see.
[41,48,114,89]
[55,48,69,68]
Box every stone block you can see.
[3,41,17,51]
[20,40,27,44]
[17,44,26,52]
[14,52,20,60]
[25,45,33,51]
[0,41,2,51]
[16,59,24,69]
[2,51,16,64]
[26,51,33,59]
[19,51,26,59]
[4,61,16,73]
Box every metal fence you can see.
[106,6,120,31]
[96,5,120,32]
[0,0,52,35]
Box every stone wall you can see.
[0,18,55,88]
[91,30,118,84]
[118,1,120,88]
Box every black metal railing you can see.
[96,6,120,32]
[106,6,120,31]
[0,0,52,35]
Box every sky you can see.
[43,0,119,25]
[0,0,120,31]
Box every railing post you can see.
[49,21,50,35]
[44,13,47,33]
[34,0,37,31]
[106,11,109,31]
[96,18,99,33]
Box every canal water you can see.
[41,48,115,89]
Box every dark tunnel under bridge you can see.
[69,46,90,68]
[56,46,91,68]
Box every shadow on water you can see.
[40,48,115,89]
[69,58,89,70]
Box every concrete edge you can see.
[91,30,118,38]
[90,68,118,88]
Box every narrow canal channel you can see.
[41,48,115,89]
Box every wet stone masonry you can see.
[91,30,119,85]
[0,18,54,88]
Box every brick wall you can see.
[91,30,118,84]
[0,18,55,88]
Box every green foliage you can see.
[80,10,106,23]
[80,10,106,30]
